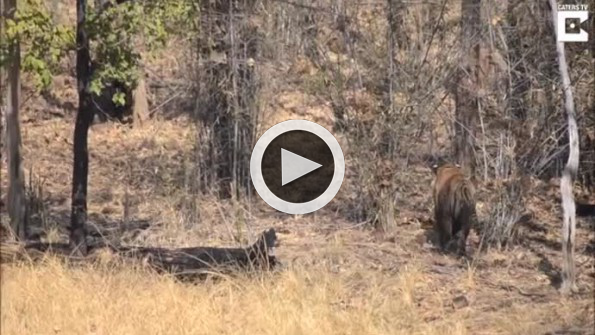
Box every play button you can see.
[281,149,322,186]
[250,120,345,215]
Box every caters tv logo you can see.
[557,3,589,42]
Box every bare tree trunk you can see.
[0,0,4,234]
[70,0,93,255]
[4,0,27,239]
[132,76,148,127]
[454,0,481,173]
[385,0,399,115]
[548,0,579,294]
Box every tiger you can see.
[431,163,478,257]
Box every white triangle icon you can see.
[281,149,323,186]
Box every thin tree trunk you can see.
[70,0,93,255]
[548,0,579,294]
[386,0,398,115]
[4,0,27,239]
[0,0,5,234]
[454,0,481,173]
[132,76,148,127]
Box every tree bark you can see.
[454,0,481,173]
[70,0,93,255]
[548,0,579,295]
[4,0,27,239]
[132,76,148,127]
[385,0,400,115]
[0,0,5,234]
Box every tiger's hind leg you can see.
[454,218,472,257]
[436,216,453,253]
[453,230,468,257]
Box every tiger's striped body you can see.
[432,163,477,256]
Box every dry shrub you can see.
[476,133,525,249]
[479,180,524,250]
[192,0,261,199]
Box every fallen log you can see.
[1,228,279,279]
[117,228,279,277]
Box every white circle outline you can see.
[250,120,345,215]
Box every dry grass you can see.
[2,255,591,335]
[0,259,440,335]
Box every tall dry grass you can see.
[2,255,589,335]
[0,258,445,335]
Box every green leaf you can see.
[112,92,126,106]
[89,80,103,96]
